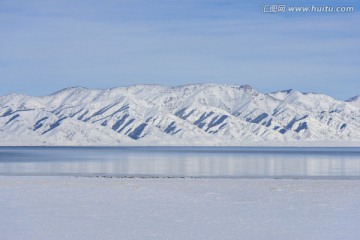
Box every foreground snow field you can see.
[1,177,360,240]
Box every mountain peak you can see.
[346,95,359,102]
[239,84,253,90]
[346,95,360,107]
[279,89,294,94]
[49,86,90,96]
[1,84,359,146]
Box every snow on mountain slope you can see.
[0,84,359,146]
[347,96,360,108]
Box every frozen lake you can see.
[0,147,360,178]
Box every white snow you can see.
[347,96,360,108]
[0,84,359,146]
[1,177,360,240]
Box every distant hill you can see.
[1,84,359,146]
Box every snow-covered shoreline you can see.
[2,141,360,147]
[1,177,360,240]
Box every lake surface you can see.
[0,147,360,178]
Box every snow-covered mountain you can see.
[1,84,359,146]
[347,95,360,108]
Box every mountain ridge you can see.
[1,84,359,146]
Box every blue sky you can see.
[0,0,359,99]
